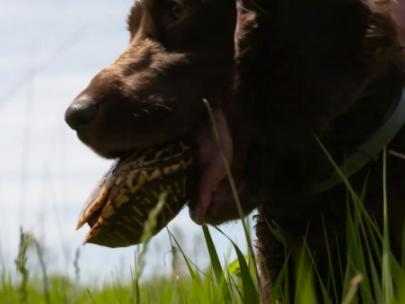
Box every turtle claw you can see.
[76,176,114,230]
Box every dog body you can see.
[65,0,405,295]
[233,0,405,289]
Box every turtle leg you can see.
[256,211,291,302]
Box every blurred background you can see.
[0,0,250,284]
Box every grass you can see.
[1,193,404,304]
[1,135,405,302]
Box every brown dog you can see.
[65,0,405,296]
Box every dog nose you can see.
[65,96,98,129]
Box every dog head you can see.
[65,0,404,228]
[65,0,257,225]
[66,0,236,156]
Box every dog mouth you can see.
[101,102,246,225]
[76,102,246,246]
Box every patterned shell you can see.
[76,142,194,247]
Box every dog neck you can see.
[311,87,405,193]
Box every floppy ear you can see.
[234,0,258,62]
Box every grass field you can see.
[1,207,404,304]
[1,150,405,303]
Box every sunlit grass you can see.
[1,144,405,303]
[1,202,404,304]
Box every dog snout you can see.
[65,96,99,130]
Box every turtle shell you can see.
[76,141,194,247]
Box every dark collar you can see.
[311,88,405,193]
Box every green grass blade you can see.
[391,254,405,303]
[382,149,394,303]
[167,230,201,282]
[231,241,258,304]
[321,217,338,302]
[202,225,232,303]
[314,136,380,234]
[202,225,224,283]
[295,244,318,304]
[213,226,258,303]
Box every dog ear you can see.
[234,0,258,61]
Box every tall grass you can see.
[2,126,405,303]
[1,186,404,304]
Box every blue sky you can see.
[0,0,250,283]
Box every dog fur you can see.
[65,0,405,298]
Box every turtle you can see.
[76,141,194,248]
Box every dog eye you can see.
[169,1,189,20]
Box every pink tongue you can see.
[194,106,233,224]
